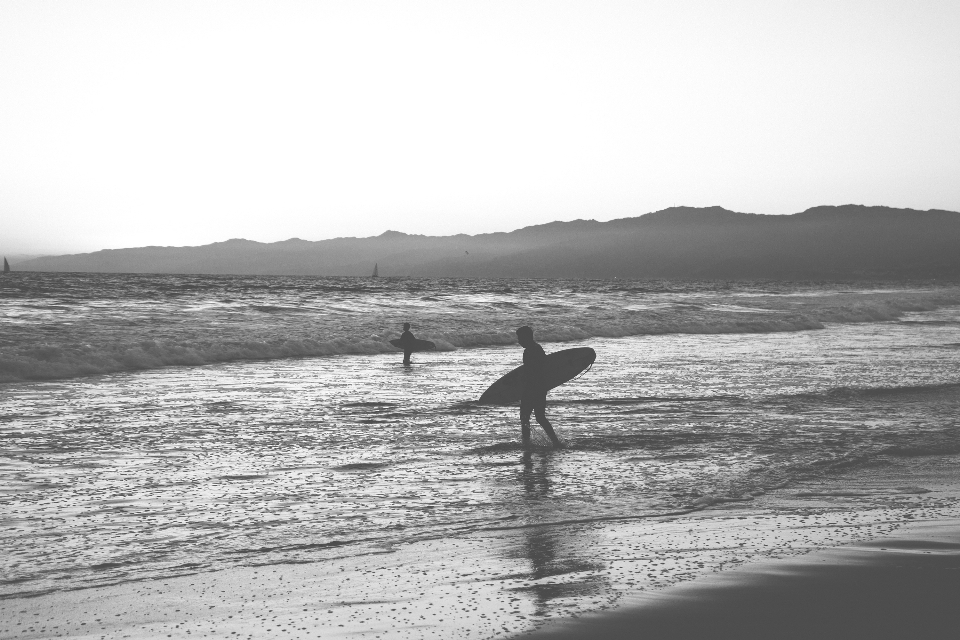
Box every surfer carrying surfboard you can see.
[389,325,436,365]
[399,323,415,365]
[516,326,564,448]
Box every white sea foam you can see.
[2,274,959,382]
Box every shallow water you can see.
[3,275,960,638]
[3,281,960,601]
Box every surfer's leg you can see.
[519,400,533,447]
[403,349,412,365]
[533,399,563,447]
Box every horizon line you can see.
[10,203,960,260]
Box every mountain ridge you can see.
[14,205,960,279]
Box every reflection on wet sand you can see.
[512,451,608,618]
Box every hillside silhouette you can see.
[16,205,960,279]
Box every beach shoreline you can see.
[3,483,959,640]
[521,517,960,640]
[3,276,960,640]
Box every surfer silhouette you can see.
[389,324,437,365]
[516,326,563,448]
[399,323,415,365]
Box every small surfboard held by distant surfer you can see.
[389,338,437,352]
[478,347,596,405]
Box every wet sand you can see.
[3,459,959,639]
[2,512,959,640]
[523,519,960,640]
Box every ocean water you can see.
[3,273,960,634]
[5,273,960,383]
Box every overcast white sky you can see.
[2,0,959,255]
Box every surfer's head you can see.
[403,323,410,331]
[516,325,534,346]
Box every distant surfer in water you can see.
[389,324,436,365]
[400,323,415,365]
[516,326,563,448]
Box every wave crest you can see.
[3,279,959,383]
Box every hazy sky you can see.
[2,1,959,255]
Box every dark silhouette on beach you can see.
[399,323,415,365]
[516,326,563,448]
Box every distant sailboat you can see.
[372,263,378,277]
[2,257,9,273]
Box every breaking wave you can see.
[2,274,960,383]
[1,337,424,383]
[0,309,884,383]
